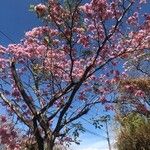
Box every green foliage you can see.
[92,118,103,129]
[72,123,85,144]
[92,115,110,129]
[29,4,35,12]
[116,113,150,150]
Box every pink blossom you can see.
[77,35,89,47]
[135,90,145,97]
[34,4,47,16]
[140,0,147,4]
[99,96,107,104]
[105,104,114,111]
[0,116,7,123]
[80,3,93,14]
[127,12,139,25]
[124,85,134,92]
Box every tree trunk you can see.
[44,137,55,150]
[37,138,44,150]
[29,138,54,150]
[33,117,44,150]
[33,117,55,150]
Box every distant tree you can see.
[0,0,149,149]
[116,78,150,117]
[115,62,150,149]
[113,4,150,150]
[124,45,150,77]
[116,113,150,150]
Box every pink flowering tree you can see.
[0,116,23,150]
[0,0,149,149]
[116,13,150,118]
[123,13,150,77]
[116,78,150,117]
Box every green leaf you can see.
[29,5,35,12]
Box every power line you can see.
[50,111,107,139]
[83,127,106,139]
[75,113,107,133]
[68,103,107,132]
[0,30,15,43]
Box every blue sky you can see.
[0,0,150,150]
[0,0,41,46]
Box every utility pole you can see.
[100,115,112,150]
[105,118,111,150]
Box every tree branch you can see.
[0,92,33,128]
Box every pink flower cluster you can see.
[127,12,139,25]
[125,84,145,98]
[34,3,47,16]
[0,116,22,150]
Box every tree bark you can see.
[44,137,55,150]
[33,117,44,150]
